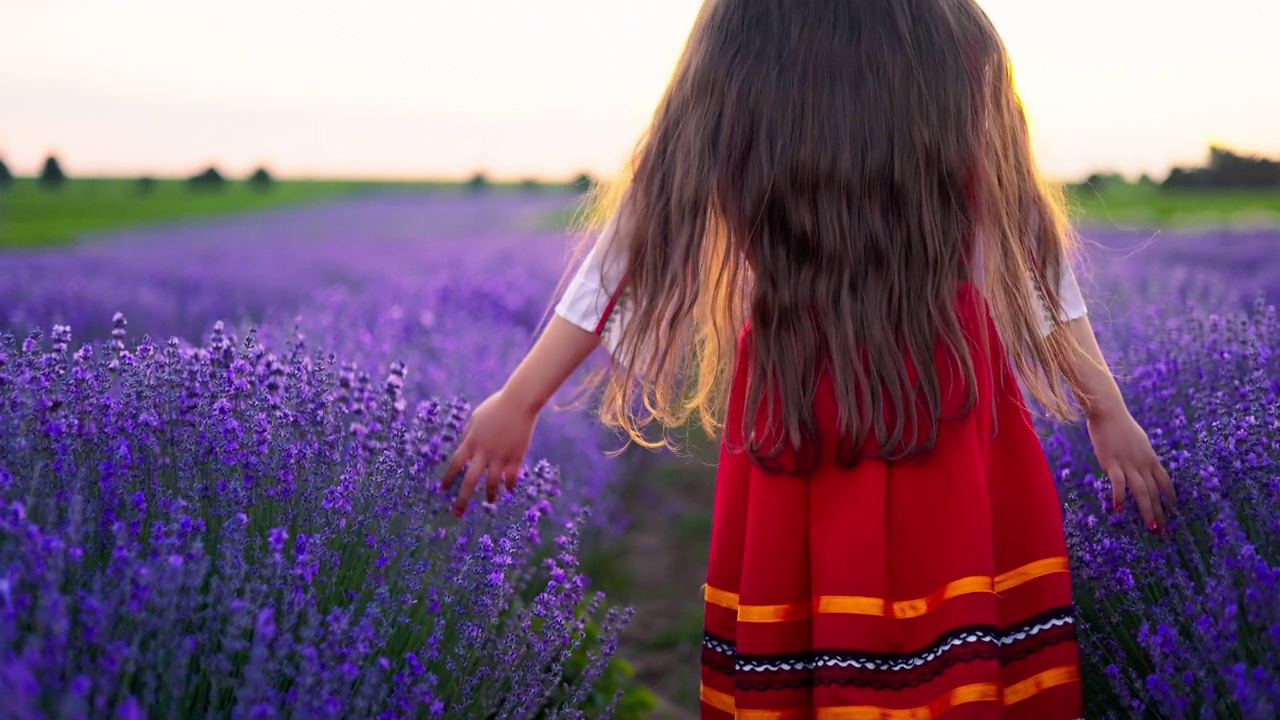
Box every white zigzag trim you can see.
[705,637,735,655]
[704,615,1074,674]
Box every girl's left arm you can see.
[1041,264,1178,532]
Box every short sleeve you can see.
[1028,252,1088,337]
[553,210,631,356]
[1046,260,1087,331]
[971,223,1088,337]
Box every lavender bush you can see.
[0,192,628,531]
[0,318,634,718]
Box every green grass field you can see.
[2,177,1277,249]
[0,177,573,248]
[1067,182,1280,227]
[0,177,383,247]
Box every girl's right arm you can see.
[440,206,630,515]
[439,315,603,515]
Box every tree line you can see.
[1081,145,1280,191]
[0,155,598,195]
[0,155,275,193]
[14,146,1272,196]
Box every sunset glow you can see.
[1,0,1276,182]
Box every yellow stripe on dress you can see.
[699,665,1079,719]
[703,556,1069,622]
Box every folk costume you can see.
[554,210,1088,719]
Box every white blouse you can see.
[554,210,1088,357]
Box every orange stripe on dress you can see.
[700,683,737,714]
[703,556,1069,622]
[698,665,1078,719]
[1002,663,1080,705]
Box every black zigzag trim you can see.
[702,643,736,675]
[733,623,1077,692]
[703,605,1075,668]
[699,605,1079,692]
[706,602,1075,666]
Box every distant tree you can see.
[136,176,156,194]
[39,155,67,188]
[467,172,489,193]
[1137,173,1156,187]
[571,172,596,194]
[0,158,12,190]
[520,178,541,192]
[1163,166,1192,189]
[1080,172,1124,193]
[248,167,273,191]
[1206,146,1280,188]
[1162,146,1280,190]
[189,166,226,190]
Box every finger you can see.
[1107,465,1127,512]
[440,438,472,491]
[1153,461,1177,508]
[1125,465,1158,531]
[484,460,502,504]
[502,464,520,492]
[1139,466,1167,530]
[453,453,487,516]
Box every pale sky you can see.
[1,1,1276,182]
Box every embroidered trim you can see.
[593,283,624,336]
[701,606,1077,691]
[721,624,1076,692]
[1025,249,1065,331]
[717,607,1075,673]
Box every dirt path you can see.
[583,430,721,718]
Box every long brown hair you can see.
[566,0,1086,471]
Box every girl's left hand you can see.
[1087,407,1178,532]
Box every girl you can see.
[442,0,1177,716]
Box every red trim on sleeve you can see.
[593,274,628,336]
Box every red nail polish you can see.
[454,507,464,518]
[1147,521,1158,532]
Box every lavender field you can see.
[0,192,645,719]
[1,191,1278,718]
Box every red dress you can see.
[699,284,1083,719]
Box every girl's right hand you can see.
[1087,406,1177,532]
[439,388,538,516]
